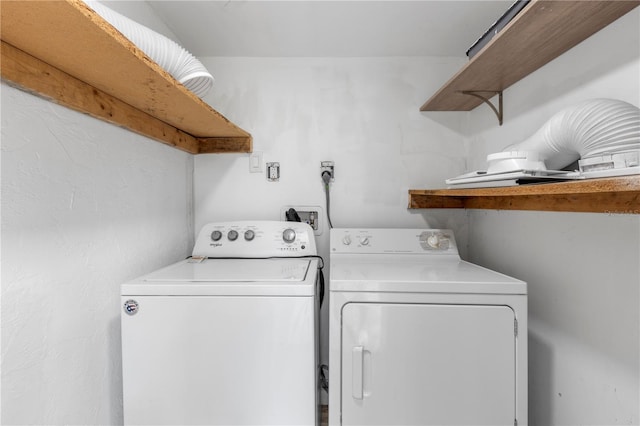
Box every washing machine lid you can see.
[330,256,525,295]
[122,258,318,296]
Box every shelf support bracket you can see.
[461,91,503,125]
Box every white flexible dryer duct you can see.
[504,98,640,170]
[86,1,213,98]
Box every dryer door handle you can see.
[352,346,364,400]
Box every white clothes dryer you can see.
[328,228,527,426]
[121,221,321,425]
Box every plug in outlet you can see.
[281,205,323,236]
[321,161,334,181]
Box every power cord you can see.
[285,207,301,222]
[321,171,334,229]
[319,364,329,393]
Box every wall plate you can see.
[249,151,263,173]
[266,162,280,181]
[321,160,334,181]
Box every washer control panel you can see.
[331,228,458,256]
[192,221,317,258]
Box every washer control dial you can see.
[282,228,296,244]
[244,230,255,241]
[227,230,239,241]
[211,230,223,241]
[359,237,370,246]
[342,235,352,245]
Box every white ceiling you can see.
[146,1,514,57]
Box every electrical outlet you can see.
[281,205,323,236]
[321,161,334,181]
[266,162,280,181]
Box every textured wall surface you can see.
[1,84,194,425]
[464,9,640,425]
[196,56,470,233]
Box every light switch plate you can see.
[249,152,263,173]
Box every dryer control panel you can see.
[331,228,458,256]
[192,221,317,258]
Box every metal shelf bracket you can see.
[461,90,503,125]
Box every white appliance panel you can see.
[122,295,316,425]
[192,221,317,258]
[330,229,458,255]
[142,258,312,282]
[330,257,525,294]
[122,258,319,296]
[340,303,516,426]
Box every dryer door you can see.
[341,303,516,426]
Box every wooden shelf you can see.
[408,176,640,213]
[420,0,639,114]
[415,1,640,213]
[0,0,252,154]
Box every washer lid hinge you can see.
[461,90,503,125]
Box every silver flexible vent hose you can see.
[86,1,213,98]
[504,98,640,170]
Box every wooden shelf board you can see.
[421,0,639,112]
[408,176,640,213]
[0,0,252,154]
[1,41,200,154]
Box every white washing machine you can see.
[328,228,527,426]
[121,221,321,425]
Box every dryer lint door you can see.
[340,303,516,426]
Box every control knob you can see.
[427,234,449,250]
[227,230,239,241]
[360,237,370,246]
[282,228,296,244]
[211,230,223,241]
[342,235,352,245]
[244,230,255,241]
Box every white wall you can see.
[196,57,469,232]
[464,9,640,425]
[195,56,471,401]
[1,3,193,423]
[0,83,194,424]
